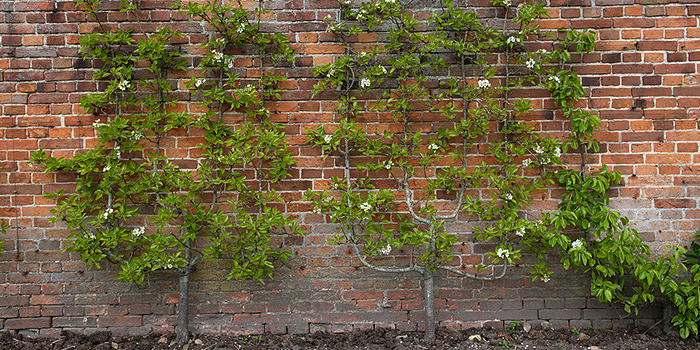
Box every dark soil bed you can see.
[1,325,698,350]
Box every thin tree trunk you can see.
[177,245,192,344]
[177,266,190,344]
[423,268,436,344]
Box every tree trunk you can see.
[423,269,436,344]
[176,266,190,344]
[662,300,678,335]
[177,266,190,344]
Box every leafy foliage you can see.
[31,0,301,342]
[307,0,594,284]
[303,0,599,343]
[303,0,698,341]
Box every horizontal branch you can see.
[439,263,508,281]
[347,233,420,275]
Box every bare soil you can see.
[1,325,698,350]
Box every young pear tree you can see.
[305,0,599,343]
[31,0,300,343]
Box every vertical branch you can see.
[176,242,191,344]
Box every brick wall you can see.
[0,0,698,338]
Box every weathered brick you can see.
[53,316,98,327]
[4,317,51,329]
[655,198,696,208]
[98,316,142,328]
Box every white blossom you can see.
[214,38,226,47]
[515,227,525,237]
[553,147,561,158]
[166,263,173,269]
[92,120,104,128]
[571,239,585,250]
[379,244,392,255]
[312,207,321,214]
[506,36,520,45]
[326,23,341,33]
[385,0,396,3]
[117,80,130,91]
[522,158,532,167]
[359,51,367,58]
[538,49,548,55]
[324,134,333,143]
[381,66,387,74]
[360,77,371,89]
[227,58,234,69]
[534,144,544,154]
[477,79,491,88]
[549,75,561,84]
[496,248,510,259]
[87,232,96,239]
[526,58,536,69]
[502,0,511,6]
[212,50,224,63]
[428,143,439,151]
[384,160,393,170]
[236,24,245,34]
[542,275,550,283]
[360,202,372,212]
[194,79,203,88]
[101,208,113,220]
[132,226,145,237]
[324,15,332,21]
[504,193,513,201]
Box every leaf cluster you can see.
[31,0,302,285]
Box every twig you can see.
[642,319,663,336]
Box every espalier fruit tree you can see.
[31,0,301,343]
[303,0,690,343]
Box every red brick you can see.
[638,41,679,51]
[3,71,44,81]
[603,7,623,17]
[4,317,51,329]
[654,63,695,74]
[0,24,35,34]
[30,295,73,305]
[613,18,654,28]
[647,154,692,164]
[53,316,98,327]
[655,199,696,208]
[657,17,697,27]
[571,19,612,29]
[98,316,142,327]
[624,6,643,16]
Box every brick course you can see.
[0,0,697,337]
